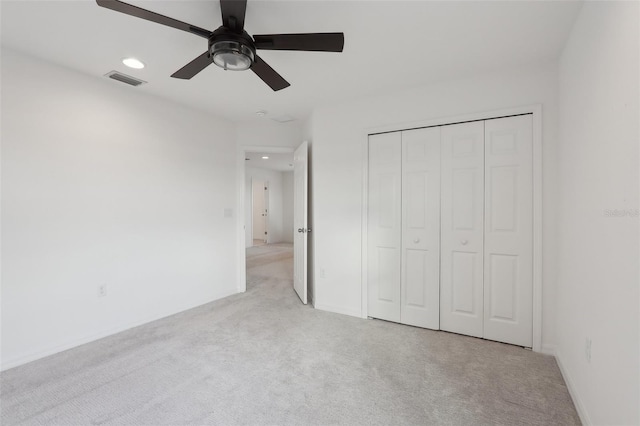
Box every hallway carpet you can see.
[1,244,579,425]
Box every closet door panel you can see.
[483,115,533,347]
[440,121,484,338]
[401,128,441,329]
[367,132,402,322]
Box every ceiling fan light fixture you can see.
[211,40,254,71]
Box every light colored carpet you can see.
[252,239,266,247]
[1,243,580,425]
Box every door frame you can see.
[360,104,543,352]
[236,145,295,293]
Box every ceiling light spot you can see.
[262,156,269,160]
[256,110,267,117]
[122,58,145,69]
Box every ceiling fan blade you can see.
[96,0,212,39]
[251,55,290,91]
[171,52,213,80]
[220,0,247,33]
[253,33,344,52]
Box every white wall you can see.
[555,2,639,424]
[236,121,303,149]
[1,49,239,370]
[282,171,294,244]
[244,166,292,246]
[310,62,560,347]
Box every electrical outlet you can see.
[98,284,107,298]
[585,337,592,363]
[320,268,326,278]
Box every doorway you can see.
[242,149,296,293]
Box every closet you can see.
[367,114,533,347]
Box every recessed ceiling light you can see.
[262,156,269,160]
[256,110,267,117]
[122,58,145,69]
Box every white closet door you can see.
[483,115,533,347]
[440,121,485,338]
[368,132,402,322]
[400,127,441,329]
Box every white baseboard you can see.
[314,303,361,318]
[540,343,557,356]
[555,349,592,425]
[0,287,238,372]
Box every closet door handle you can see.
[413,238,420,243]
[461,239,468,245]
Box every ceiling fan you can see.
[96,0,345,91]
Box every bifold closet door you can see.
[400,127,441,329]
[440,121,485,338]
[483,115,533,347]
[368,115,534,346]
[367,132,402,323]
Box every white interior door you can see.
[293,141,308,304]
[483,115,533,347]
[252,179,267,242]
[263,183,269,243]
[367,132,402,322]
[440,121,485,338]
[400,127,441,329]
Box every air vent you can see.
[104,70,147,87]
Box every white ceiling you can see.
[0,0,581,123]
[245,151,293,172]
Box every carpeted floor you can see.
[1,243,580,425]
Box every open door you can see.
[252,179,269,245]
[293,141,308,304]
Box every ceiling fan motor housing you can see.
[209,27,256,71]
